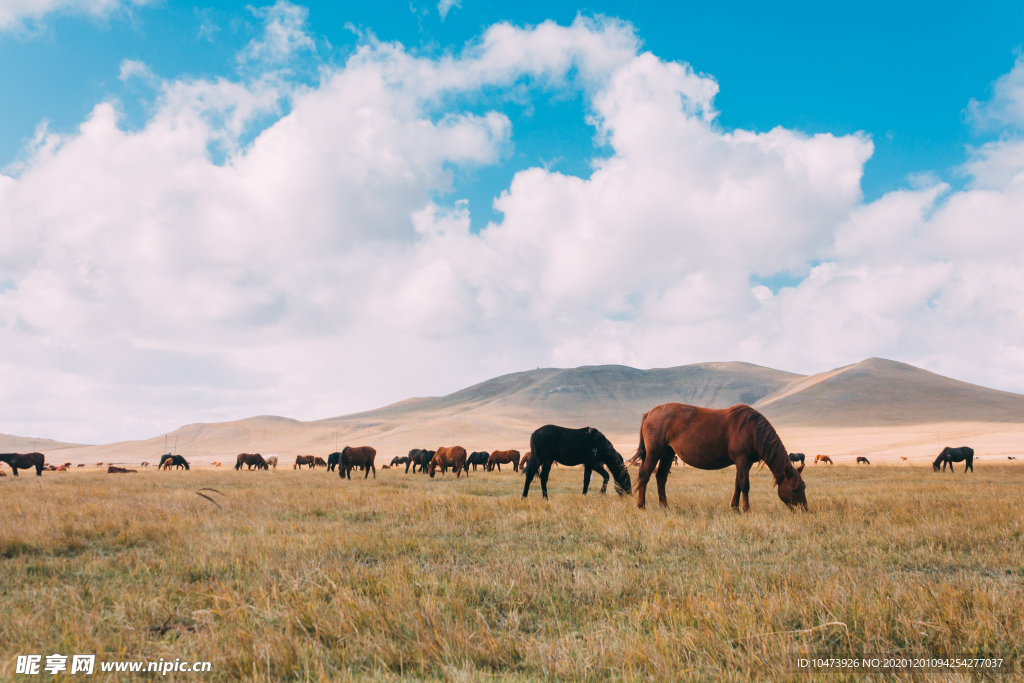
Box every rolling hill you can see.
[9,357,1024,463]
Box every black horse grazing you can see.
[523,425,631,499]
[789,452,805,465]
[390,456,410,468]
[933,446,974,473]
[158,454,190,470]
[327,452,341,472]
[466,451,490,471]
[405,449,434,474]
[856,456,870,465]
[0,452,45,476]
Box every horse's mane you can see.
[737,407,796,483]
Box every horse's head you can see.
[428,460,437,478]
[587,428,633,496]
[775,465,807,510]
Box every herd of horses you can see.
[0,402,993,512]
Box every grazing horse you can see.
[0,453,45,476]
[900,457,908,461]
[340,446,377,479]
[429,446,468,478]
[634,403,806,512]
[486,450,521,472]
[466,451,490,471]
[814,454,833,465]
[211,462,220,467]
[235,453,267,470]
[158,454,190,470]
[405,449,434,473]
[77,463,86,468]
[523,426,631,499]
[107,466,137,473]
[390,456,410,467]
[327,452,341,472]
[856,456,870,465]
[265,456,278,470]
[933,446,974,473]
[294,455,315,469]
[789,452,805,465]
[313,457,327,468]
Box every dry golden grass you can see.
[1,463,1022,682]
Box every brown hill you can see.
[755,358,1024,426]
[15,358,1024,464]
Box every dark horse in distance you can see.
[158,454,190,470]
[522,426,631,499]
[405,448,434,473]
[634,403,807,512]
[466,451,490,471]
[933,446,974,473]
[234,453,267,470]
[0,452,45,476]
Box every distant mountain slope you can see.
[0,433,89,452]
[319,362,802,433]
[11,358,1024,461]
[755,358,1024,426]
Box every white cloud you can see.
[0,0,153,30]
[437,0,459,21]
[238,0,315,65]
[3,11,1024,443]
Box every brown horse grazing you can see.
[486,450,521,472]
[429,446,468,478]
[77,463,86,468]
[235,453,267,470]
[900,457,908,461]
[856,456,870,465]
[294,455,315,469]
[0,453,46,476]
[340,446,377,479]
[634,404,807,512]
[814,454,833,465]
[313,457,327,468]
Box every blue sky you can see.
[3,0,1024,443]
[3,1,1022,223]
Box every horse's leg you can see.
[732,458,751,512]
[655,453,674,507]
[592,463,610,494]
[635,445,660,510]
[582,465,592,494]
[540,460,553,499]
[522,461,536,498]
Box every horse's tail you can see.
[524,433,543,481]
[634,412,649,464]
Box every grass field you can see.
[1,462,1022,681]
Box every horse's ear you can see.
[796,463,805,474]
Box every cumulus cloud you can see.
[2,9,1024,443]
[0,0,153,30]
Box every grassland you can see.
[1,462,1022,682]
